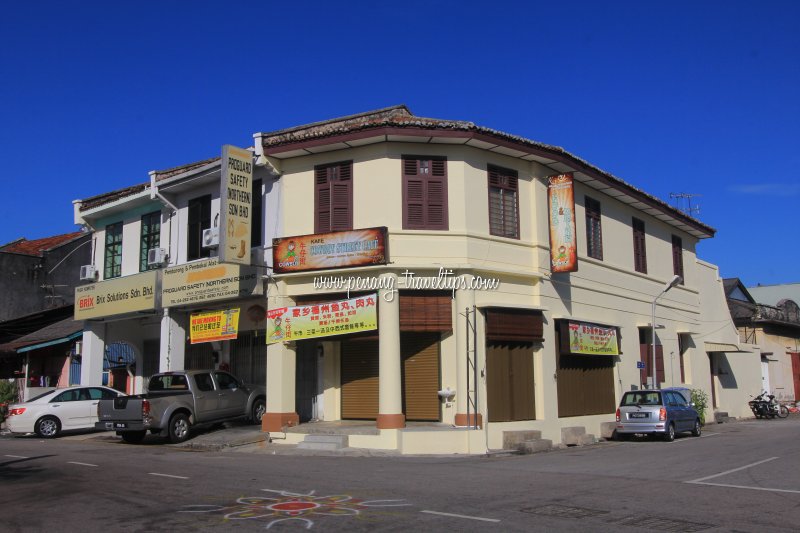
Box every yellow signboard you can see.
[266,293,378,345]
[74,271,159,320]
[190,308,240,344]
[568,321,619,355]
[219,145,253,266]
[162,257,261,307]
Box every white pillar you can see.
[80,321,106,387]
[159,309,186,371]
[377,273,404,429]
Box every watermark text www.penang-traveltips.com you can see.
[312,267,500,301]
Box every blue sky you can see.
[1,1,797,287]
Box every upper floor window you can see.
[315,161,352,234]
[104,222,123,279]
[139,211,161,272]
[672,235,684,282]
[488,165,519,239]
[402,156,448,230]
[632,217,647,274]
[251,178,263,247]
[187,195,212,261]
[585,196,603,260]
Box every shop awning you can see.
[704,341,750,353]
[0,317,83,354]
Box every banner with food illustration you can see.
[568,321,619,355]
[219,144,253,265]
[272,227,387,274]
[266,293,378,344]
[190,308,241,344]
[547,173,578,273]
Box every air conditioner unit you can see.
[202,227,219,248]
[79,265,97,281]
[147,248,167,266]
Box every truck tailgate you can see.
[97,396,145,422]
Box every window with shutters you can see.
[139,211,161,272]
[315,161,352,234]
[187,195,211,261]
[104,222,123,279]
[488,165,519,239]
[585,196,603,260]
[672,235,684,282]
[632,217,647,274]
[402,156,448,230]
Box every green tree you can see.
[690,388,710,425]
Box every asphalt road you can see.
[2,417,800,532]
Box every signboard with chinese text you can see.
[162,258,261,307]
[266,293,378,344]
[219,145,253,266]
[272,227,387,274]
[74,271,159,320]
[190,308,241,344]
[548,173,578,273]
[567,321,620,355]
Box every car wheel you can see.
[252,398,266,424]
[121,430,147,444]
[613,431,628,441]
[168,413,191,444]
[35,416,61,438]
[691,419,702,437]
[664,423,675,442]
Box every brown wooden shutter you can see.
[639,342,665,386]
[315,161,352,233]
[401,333,441,421]
[485,308,543,342]
[341,339,379,420]
[672,235,684,280]
[632,218,647,274]
[487,342,535,422]
[488,166,519,238]
[403,156,448,230]
[315,166,331,234]
[399,292,452,332]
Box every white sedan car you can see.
[6,386,124,438]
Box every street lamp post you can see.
[651,275,682,389]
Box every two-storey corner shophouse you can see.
[72,154,277,392]
[252,106,760,453]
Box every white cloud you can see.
[728,183,800,195]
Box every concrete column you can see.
[455,275,481,427]
[80,321,106,387]
[159,309,186,371]
[262,341,299,432]
[377,273,404,429]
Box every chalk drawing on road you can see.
[180,488,411,529]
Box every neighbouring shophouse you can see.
[726,280,800,402]
[71,106,760,454]
[72,156,278,395]
[0,232,91,400]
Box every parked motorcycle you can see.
[749,392,789,419]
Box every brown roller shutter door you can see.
[401,333,441,421]
[341,339,379,420]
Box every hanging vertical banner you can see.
[266,293,378,344]
[219,145,253,266]
[190,308,241,344]
[547,173,578,273]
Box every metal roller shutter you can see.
[341,339,379,420]
[230,331,266,386]
[185,342,214,370]
[401,332,441,421]
[487,342,535,422]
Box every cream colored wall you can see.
[757,330,798,401]
[272,140,747,449]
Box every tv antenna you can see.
[669,193,701,217]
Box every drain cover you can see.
[608,515,714,532]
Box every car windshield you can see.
[621,392,662,406]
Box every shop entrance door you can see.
[296,341,319,423]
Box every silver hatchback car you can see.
[615,389,701,442]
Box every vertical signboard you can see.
[220,145,253,266]
[547,173,578,273]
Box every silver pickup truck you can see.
[96,370,265,444]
